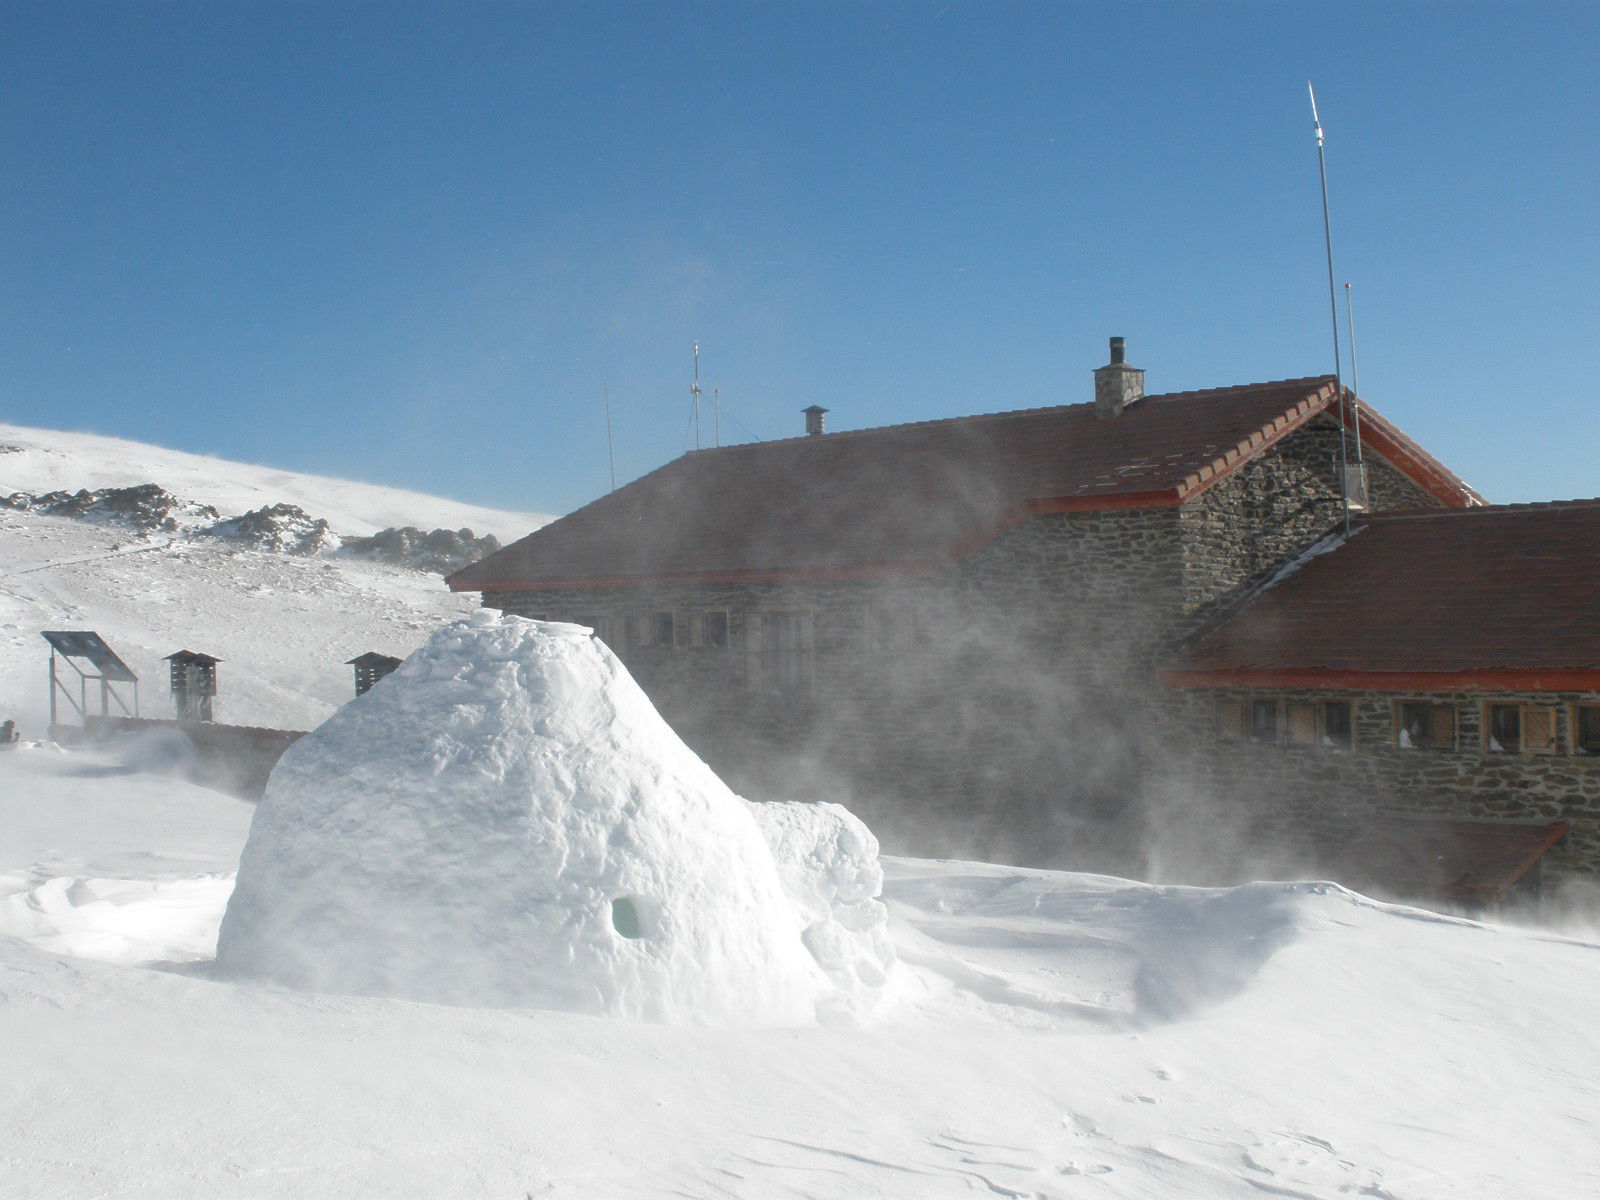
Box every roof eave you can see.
[1160,667,1600,691]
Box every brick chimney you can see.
[1094,336,1144,419]
[803,405,829,437]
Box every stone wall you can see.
[1162,687,1600,884]
[1179,419,1443,619]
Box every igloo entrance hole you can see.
[611,895,657,939]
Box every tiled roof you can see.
[1329,816,1568,903]
[1168,501,1600,682]
[451,377,1478,591]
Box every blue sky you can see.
[1,2,1596,517]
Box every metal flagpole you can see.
[1310,82,1351,537]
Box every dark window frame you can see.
[685,611,730,649]
[741,610,815,692]
[1398,701,1456,751]
[1576,705,1600,755]
[1320,700,1354,749]
[1247,699,1279,744]
[1486,703,1522,754]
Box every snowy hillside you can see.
[0,424,550,734]
[2,738,1597,1198]
[0,422,546,540]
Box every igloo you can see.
[216,611,895,1025]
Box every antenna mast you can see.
[1343,282,1367,482]
[1310,81,1352,537]
[690,341,703,450]
[603,381,617,492]
[713,388,721,448]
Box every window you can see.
[1321,701,1353,749]
[627,612,675,649]
[742,611,812,690]
[1216,700,1244,742]
[766,612,806,688]
[1522,706,1557,755]
[1286,703,1318,747]
[685,611,729,648]
[1576,706,1600,755]
[1398,702,1455,751]
[1221,698,1351,750]
[1486,704,1559,753]
[1248,699,1278,744]
[1487,704,1520,753]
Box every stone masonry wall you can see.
[1179,419,1443,619]
[1162,688,1600,886]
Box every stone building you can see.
[1164,500,1600,896]
[450,341,1575,887]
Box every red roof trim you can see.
[1160,667,1600,692]
[1172,387,1333,503]
[1339,404,1484,508]
[451,490,1189,592]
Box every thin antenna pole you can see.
[690,341,702,450]
[714,388,721,448]
[603,382,617,492]
[1310,81,1351,537]
[1343,283,1366,471]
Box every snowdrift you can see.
[217,612,895,1025]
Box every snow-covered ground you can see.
[0,424,549,733]
[2,736,1596,1199]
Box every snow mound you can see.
[216,612,894,1025]
[0,875,233,966]
[748,800,895,1008]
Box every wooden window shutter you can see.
[1286,703,1318,747]
[1427,706,1456,751]
[1521,706,1557,754]
[1216,700,1244,742]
